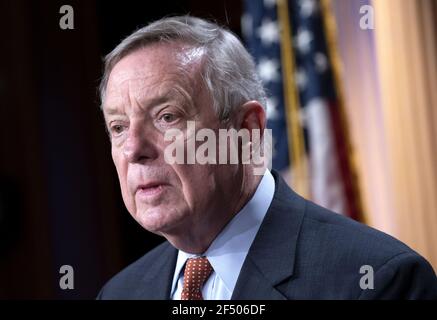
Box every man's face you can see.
[103,43,240,242]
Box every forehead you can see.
[104,43,205,108]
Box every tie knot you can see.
[181,257,213,300]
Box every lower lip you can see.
[136,184,166,199]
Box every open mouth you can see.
[136,183,168,198]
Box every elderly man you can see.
[97,16,436,300]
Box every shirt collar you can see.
[171,169,275,294]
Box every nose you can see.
[123,123,159,164]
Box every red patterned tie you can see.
[181,257,213,300]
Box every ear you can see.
[235,100,266,136]
[232,101,267,166]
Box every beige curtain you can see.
[332,0,437,269]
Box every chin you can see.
[134,205,185,235]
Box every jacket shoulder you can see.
[97,241,173,299]
[303,200,413,259]
[272,170,413,261]
[292,199,437,298]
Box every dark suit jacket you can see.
[98,170,437,299]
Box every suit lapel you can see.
[133,243,178,299]
[232,171,306,299]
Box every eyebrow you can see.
[103,106,123,115]
[103,94,176,116]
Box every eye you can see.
[160,113,177,123]
[110,124,126,135]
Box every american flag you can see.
[242,0,362,219]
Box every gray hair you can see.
[99,15,266,121]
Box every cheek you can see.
[112,149,125,183]
[112,149,134,208]
[173,164,217,206]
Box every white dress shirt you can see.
[171,169,275,300]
